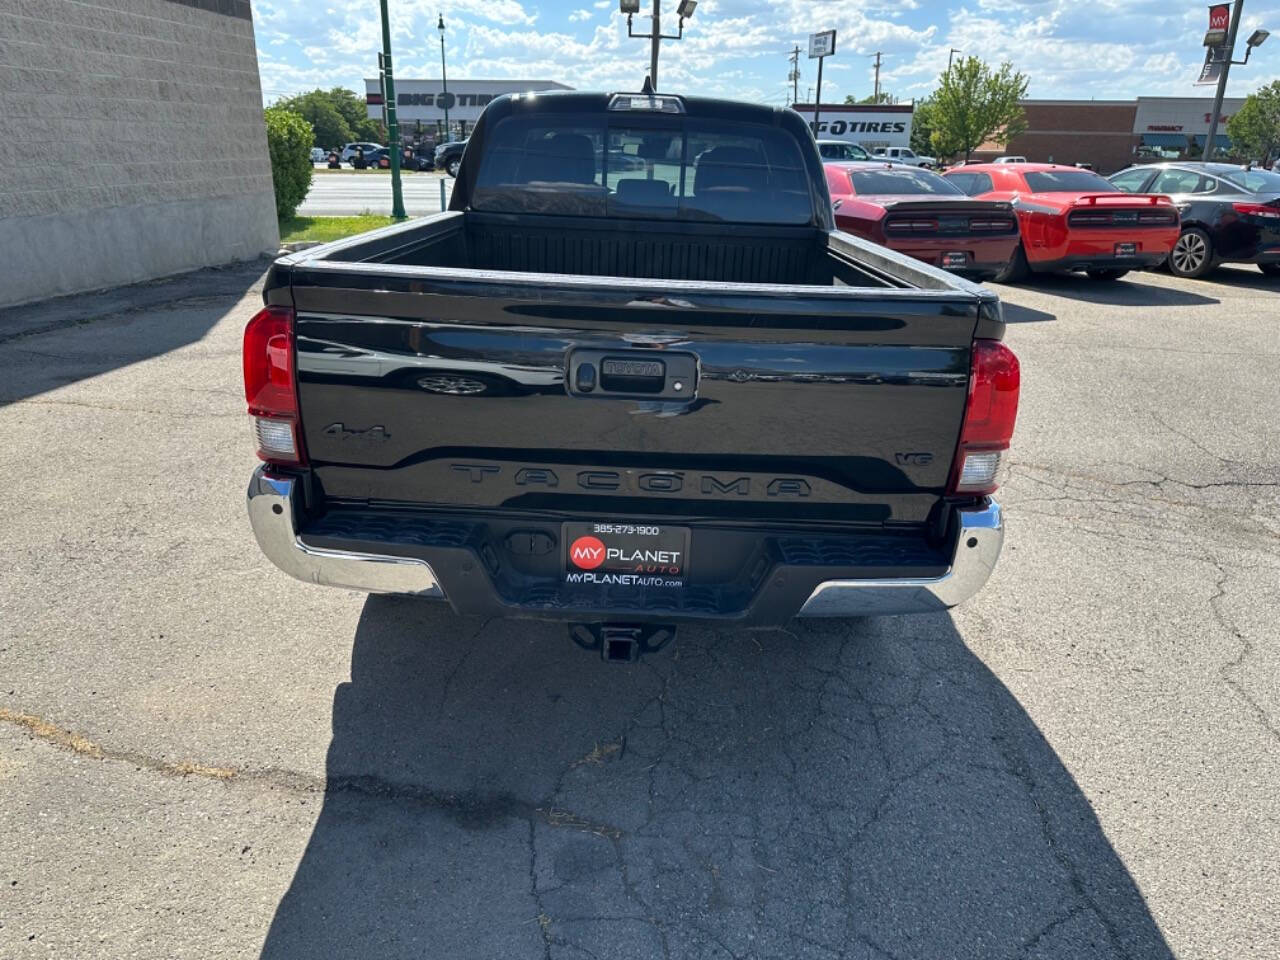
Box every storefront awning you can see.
[1141,132,1189,147]
[1191,134,1232,148]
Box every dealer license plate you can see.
[1114,242,1137,257]
[563,521,689,589]
[943,251,968,269]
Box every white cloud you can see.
[251,0,1280,105]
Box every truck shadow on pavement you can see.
[1001,303,1058,324]
[260,599,1174,960]
[0,260,268,407]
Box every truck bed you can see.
[316,211,954,288]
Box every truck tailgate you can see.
[288,268,982,529]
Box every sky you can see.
[252,0,1280,107]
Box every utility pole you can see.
[948,48,961,73]
[377,0,405,220]
[1204,0,1243,161]
[872,51,883,102]
[788,45,800,106]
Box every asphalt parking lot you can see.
[1,262,1277,959]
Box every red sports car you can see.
[942,163,1180,282]
[824,162,1021,280]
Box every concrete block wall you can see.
[0,0,279,306]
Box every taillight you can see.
[1068,212,1110,225]
[949,339,1020,496]
[886,218,938,233]
[243,305,305,465]
[969,218,1015,231]
[1232,202,1280,219]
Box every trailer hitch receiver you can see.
[569,623,676,662]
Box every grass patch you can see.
[279,215,398,244]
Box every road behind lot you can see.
[296,171,454,216]
[0,264,1277,959]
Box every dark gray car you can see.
[1109,162,1280,278]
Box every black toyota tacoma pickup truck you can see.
[244,90,1019,659]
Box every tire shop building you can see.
[789,103,915,153]
[366,79,572,145]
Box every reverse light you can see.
[243,305,305,465]
[949,339,1020,496]
[1232,202,1280,219]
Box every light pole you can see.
[378,0,406,220]
[437,14,451,143]
[948,48,961,73]
[621,0,697,90]
[1203,1,1269,160]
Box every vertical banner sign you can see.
[1197,4,1232,84]
[808,30,836,136]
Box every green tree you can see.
[323,86,385,142]
[844,92,895,105]
[264,106,313,220]
[910,96,937,157]
[929,56,1028,161]
[275,91,352,149]
[1227,81,1280,164]
[276,88,384,147]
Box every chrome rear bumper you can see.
[247,466,1003,617]
[247,469,443,597]
[795,499,1003,616]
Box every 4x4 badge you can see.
[323,423,390,442]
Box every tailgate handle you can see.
[568,350,697,400]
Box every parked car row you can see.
[825,158,1278,283]
[310,142,441,171]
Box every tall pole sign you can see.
[1202,0,1243,160]
[809,30,836,137]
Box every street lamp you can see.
[622,0,697,89]
[438,13,451,143]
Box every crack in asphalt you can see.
[1206,563,1280,746]
[0,707,236,781]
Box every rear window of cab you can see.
[471,114,815,225]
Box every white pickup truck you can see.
[872,146,937,169]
